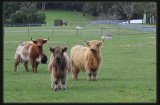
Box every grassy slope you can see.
[3,10,156,103]
[41,10,95,24]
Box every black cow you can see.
[41,54,47,64]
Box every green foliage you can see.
[3,2,21,24]
[37,12,46,24]
[83,2,98,16]
[3,2,46,25]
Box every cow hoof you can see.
[58,86,61,90]
[54,88,58,91]
[72,78,78,80]
[26,70,30,72]
[14,70,17,72]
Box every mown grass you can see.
[3,10,156,103]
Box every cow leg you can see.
[14,59,20,72]
[57,79,61,90]
[54,81,58,91]
[35,62,39,73]
[88,73,92,81]
[71,62,80,80]
[61,77,67,90]
[24,61,29,72]
[30,59,35,73]
[51,74,54,89]
[86,68,92,81]
[93,72,97,81]
[54,78,60,91]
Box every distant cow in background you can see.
[48,46,71,91]
[70,36,104,81]
[41,54,47,64]
[14,37,49,73]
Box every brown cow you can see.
[70,36,104,81]
[48,46,71,91]
[14,37,48,73]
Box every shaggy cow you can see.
[48,46,71,91]
[70,36,104,81]
[41,54,47,64]
[14,38,48,73]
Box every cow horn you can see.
[101,37,105,42]
[82,35,87,42]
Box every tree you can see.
[83,2,98,16]
[8,2,46,25]
[134,2,156,24]
[114,2,135,24]
[3,2,20,24]
[37,12,46,24]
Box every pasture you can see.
[3,10,156,103]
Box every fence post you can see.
[77,28,78,35]
[28,28,29,36]
[52,28,54,36]
[118,26,120,35]
[3,27,4,37]
[101,27,102,36]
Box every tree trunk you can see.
[127,15,131,24]
[83,12,85,16]
[42,2,45,12]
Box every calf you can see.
[70,36,104,81]
[14,38,48,73]
[48,46,71,91]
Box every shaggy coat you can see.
[71,39,104,81]
[48,46,71,91]
[14,38,48,72]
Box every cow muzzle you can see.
[90,47,96,52]
[38,45,42,48]
[55,56,61,60]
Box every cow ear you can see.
[85,41,90,47]
[62,47,67,52]
[32,40,37,44]
[43,40,47,44]
[98,41,103,46]
[49,47,55,52]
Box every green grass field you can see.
[3,10,156,103]
[40,10,95,24]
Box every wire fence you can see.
[4,20,156,41]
